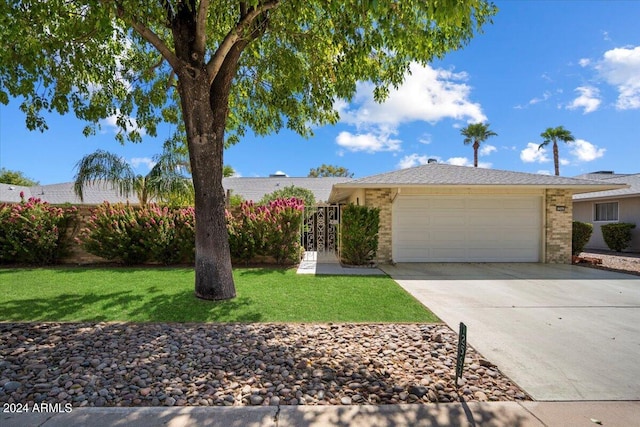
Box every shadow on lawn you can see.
[0,288,262,323]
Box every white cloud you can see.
[479,144,497,156]
[130,157,156,171]
[397,154,434,169]
[335,130,401,153]
[537,170,552,176]
[520,142,550,163]
[567,86,601,113]
[579,58,591,67]
[418,134,432,145]
[337,63,485,129]
[568,139,606,162]
[596,45,640,109]
[446,157,491,168]
[560,158,570,166]
[397,154,491,169]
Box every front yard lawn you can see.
[0,267,438,323]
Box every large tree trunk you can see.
[177,69,236,301]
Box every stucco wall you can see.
[545,189,573,263]
[573,197,640,252]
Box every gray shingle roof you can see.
[573,173,640,200]
[0,182,140,205]
[0,178,348,205]
[329,164,626,202]
[223,177,351,203]
[341,164,621,186]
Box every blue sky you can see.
[1,1,639,184]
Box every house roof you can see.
[573,173,640,200]
[0,177,348,205]
[329,164,626,203]
[0,182,141,205]
[222,177,351,203]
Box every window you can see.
[594,202,618,221]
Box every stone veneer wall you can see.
[545,189,573,264]
[364,189,393,263]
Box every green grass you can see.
[0,267,438,323]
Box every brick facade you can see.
[544,189,573,263]
[364,189,393,263]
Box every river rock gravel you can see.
[0,323,529,408]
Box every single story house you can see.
[328,163,624,264]
[573,171,640,252]
[3,165,625,265]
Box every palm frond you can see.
[73,150,137,201]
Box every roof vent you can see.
[592,171,614,175]
[427,158,438,164]
[269,171,289,177]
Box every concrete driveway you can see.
[382,263,640,401]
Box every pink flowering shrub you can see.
[227,198,304,265]
[0,195,77,265]
[78,203,195,265]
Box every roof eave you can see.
[329,183,628,204]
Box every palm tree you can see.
[461,122,498,167]
[538,126,575,176]
[73,149,192,205]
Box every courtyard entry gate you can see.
[302,204,340,262]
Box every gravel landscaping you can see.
[579,250,640,276]
[0,323,528,407]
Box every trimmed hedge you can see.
[601,223,636,252]
[572,221,593,256]
[340,204,380,265]
[0,194,77,265]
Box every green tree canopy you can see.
[0,0,498,300]
[0,168,39,186]
[308,164,354,178]
[260,185,315,207]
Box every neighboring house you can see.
[329,163,623,264]
[0,182,141,205]
[573,171,640,252]
[0,177,347,205]
[223,176,351,204]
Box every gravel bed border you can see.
[0,322,530,408]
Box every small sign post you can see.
[455,322,467,387]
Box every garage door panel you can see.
[393,195,541,262]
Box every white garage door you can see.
[392,195,542,262]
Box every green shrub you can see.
[601,223,636,252]
[572,221,593,256]
[340,204,379,265]
[78,203,195,264]
[0,194,77,265]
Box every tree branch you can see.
[205,0,279,83]
[115,2,181,71]
[193,0,210,57]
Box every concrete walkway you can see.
[2,402,639,426]
[296,252,384,275]
[382,263,640,401]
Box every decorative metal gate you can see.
[302,205,340,261]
